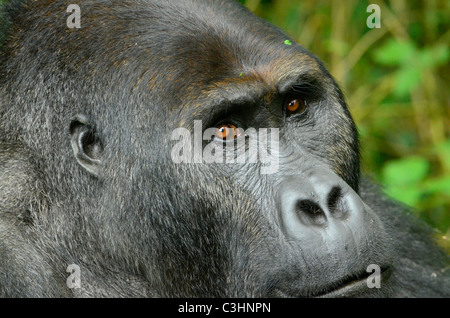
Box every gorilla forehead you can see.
[3,0,326,110]
[84,0,323,100]
[131,0,324,103]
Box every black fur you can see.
[0,0,448,297]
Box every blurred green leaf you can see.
[382,156,429,185]
[423,177,450,194]
[373,40,416,66]
[393,67,422,97]
[421,45,449,68]
[385,185,423,207]
[372,39,449,98]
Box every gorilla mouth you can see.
[313,265,392,297]
[271,265,392,297]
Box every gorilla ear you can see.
[70,116,103,176]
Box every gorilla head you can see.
[0,0,448,298]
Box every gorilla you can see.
[0,0,448,297]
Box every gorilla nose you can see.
[277,168,366,241]
[291,186,346,227]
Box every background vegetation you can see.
[0,0,448,250]
[239,0,449,250]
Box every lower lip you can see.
[317,266,392,297]
[317,278,369,297]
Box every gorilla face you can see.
[70,0,392,297]
[0,0,399,298]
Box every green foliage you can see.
[373,39,449,97]
[240,0,450,238]
[382,156,429,206]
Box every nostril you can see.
[327,186,348,219]
[296,200,327,226]
[327,186,342,210]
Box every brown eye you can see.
[286,97,306,114]
[216,124,241,140]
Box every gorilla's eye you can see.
[286,97,307,115]
[216,124,241,140]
